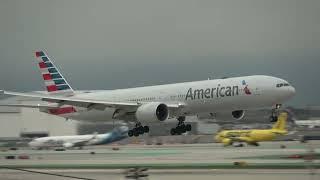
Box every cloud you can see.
[0,0,319,106]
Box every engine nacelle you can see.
[135,102,169,122]
[197,110,245,121]
[63,142,74,148]
[231,110,245,120]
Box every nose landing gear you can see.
[170,116,192,135]
[270,104,281,122]
[128,122,149,137]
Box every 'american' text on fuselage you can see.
[185,85,239,100]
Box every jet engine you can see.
[231,110,245,120]
[62,142,74,148]
[135,102,169,122]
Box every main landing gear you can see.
[128,122,149,137]
[270,104,281,122]
[248,142,260,146]
[233,143,244,147]
[170,116,192,135]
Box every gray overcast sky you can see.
[0,0,319,106]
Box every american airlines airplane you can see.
[0,51,296,137]
[28,126,128,149]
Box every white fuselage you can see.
[29,126,129,148]
[44,75,295,122]
[295,120,320,128]
[29,134,102,148]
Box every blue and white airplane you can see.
[28,126,129,149]
[1,51,296,137]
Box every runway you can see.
[0,141,319,179]
[0,169,318,180]
[1,141,320,166]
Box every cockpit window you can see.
[276,83,290,88]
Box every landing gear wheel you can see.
[176,126,184,134]
[137,126,144,135]
[179,124,186,133]
[186,124,192,131]
[182,126,187,133]
[252,142,259,146]
[270,104,281,122]
[170,128,176,135]
[128,130,133,137]
[270,115,278,122]
[171,116,192,136]
[233,143,244,147]
[175,128,182,135]
[143,126,149,133]
[133,130,139,137]
[129,123,149,137]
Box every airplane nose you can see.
[28,141,35,147]
[28,140,39,147]
[288,86,296,96]
[214,135,220,142]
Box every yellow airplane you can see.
[215,112,288,146]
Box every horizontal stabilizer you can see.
[0,103,58,108]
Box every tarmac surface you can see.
[0,141,319,179]
[0,169,319,180]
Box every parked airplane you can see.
[214,112,288,146]
[28,126,129,149]
[295,119,320,128]
[0,51,295,137]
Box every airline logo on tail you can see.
[35,51,73,94]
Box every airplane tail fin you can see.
[35,50,74,95]
[272,112,288,130]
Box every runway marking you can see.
[1,167,95,180]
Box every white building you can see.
[0,98,77,137]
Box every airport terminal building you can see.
[0,98,77,138]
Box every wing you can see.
[62,138,93,148]
[68,140,89,147]
[0,90,183,113]
[1,90,139,109]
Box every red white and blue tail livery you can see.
[35,51,73,95]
